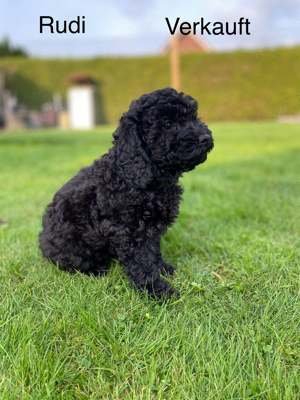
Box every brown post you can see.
[170,34,180,91]
[0,71,4,104]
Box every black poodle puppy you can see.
[39,88,214,299]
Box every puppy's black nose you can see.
[199,133,210,145]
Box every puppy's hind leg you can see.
[40,230,110,276]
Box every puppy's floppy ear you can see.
[112,112,157,189]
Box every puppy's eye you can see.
[164,122,173,130]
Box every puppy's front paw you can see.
[149,280,180,301]
[158,261,176,276]
[161,285,180,301]
[162,263,176,276]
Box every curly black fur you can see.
[39,88,214,299]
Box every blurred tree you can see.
[0,36,27,57]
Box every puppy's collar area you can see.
[151,170,182,188]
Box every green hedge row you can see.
[1,46,300,123]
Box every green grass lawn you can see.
[0,122,300,399]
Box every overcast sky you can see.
[0,0,300,58]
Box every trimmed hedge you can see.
[1,46,300,123]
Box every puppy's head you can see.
[113,88,214,188]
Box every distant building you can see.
[67,74,96,130]
[160,33,212,55]
[0,71,4,127]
